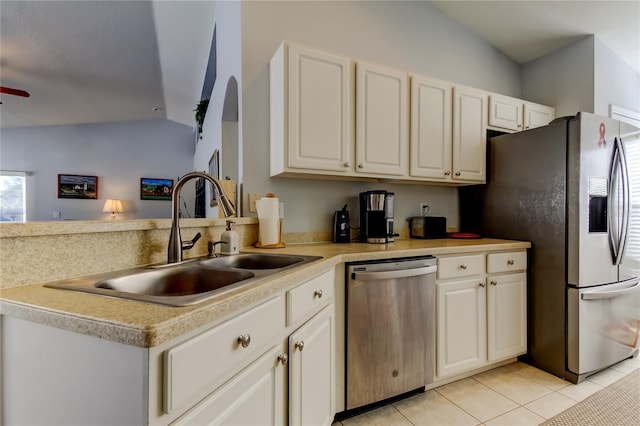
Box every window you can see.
[0,171,27,222]
[625,139,640,269]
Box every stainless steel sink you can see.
[199,253,307,270]
[45,253,322,306]
[95,266,255,296]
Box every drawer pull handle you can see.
[237,334,251,348]
[479,282,486,288]
[460,264,467,270]
[455,172,461,177]
[314,289,323,299]
[295,341,305,352]
[344,162,350,168]
[444,171,451,176]
[507,259,515,266]
[490,280,497,286]
[278,354,288,365]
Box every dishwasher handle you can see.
[352,265,437,281]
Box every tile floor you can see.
[334,356,640,426]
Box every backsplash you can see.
[0,218,260,289]
[0,219,417,289]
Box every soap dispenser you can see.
[220,220,239,255]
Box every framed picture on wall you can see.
[57,174,98,199]
[140,178,173,200]
[209,150,219,207]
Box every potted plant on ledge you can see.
[194,98,210,139]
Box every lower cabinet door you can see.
[487,273,527,362]
[436,279,487,377]
[289,304,335,426]
[172,345,286,426]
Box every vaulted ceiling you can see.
[0,1,637,130]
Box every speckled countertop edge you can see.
[0,238,530,348]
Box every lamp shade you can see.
[102,199,123,214]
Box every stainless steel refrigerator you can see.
[460,112,640,383]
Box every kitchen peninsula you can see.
[1,226,529,425]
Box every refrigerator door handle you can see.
[608,141,622,264]
[581,280,640,300]
[616,137,631,261]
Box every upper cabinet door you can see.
[453,86,487,183]
[410,75,453,180]
[356,62,408,176]
[489,94,523,132]
[286,44,352,172]
[523,102,555,130]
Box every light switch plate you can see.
[248,193,261,213]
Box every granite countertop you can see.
[0,238,530,348]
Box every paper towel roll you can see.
[256,197,280,245]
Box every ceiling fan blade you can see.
[0,86,31,97]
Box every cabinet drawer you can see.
[437,255,484,280]
[164,296,285,415]
[487,251,527,273]
[287,269,334,326]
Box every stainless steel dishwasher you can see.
[345,256,437,410]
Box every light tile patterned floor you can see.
[335,356,640,426]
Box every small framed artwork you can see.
[58,174,98,199]
[209,150,219,207]
[140,178,174,200]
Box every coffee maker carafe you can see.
[359,191,396,243]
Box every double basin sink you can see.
[45,253,322,307]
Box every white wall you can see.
[240,0,522,233]
[522,36,595,117]
[522,36,640,118]
[594,37,640,116]
[194,0,243,218]
[0,119,194,221]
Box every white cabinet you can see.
[410,78,486,183]
[436,251,528,378]
[163,296,285,416]
[355,61,408,177]
[172,345,286,426]
[289,304,335,426]
[487,273,527,362]
[453,85,487,183]
[489,94,555,132]
[410,75,452,180]
[270,42,352,176]
[437,277,487,377]
[486,251,527,362]
[524,102,555,130]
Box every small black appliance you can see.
[333,204,351,243]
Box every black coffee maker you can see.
[359,191,396,243]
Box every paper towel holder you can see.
[254,193,285,248]
[254,218,285,248]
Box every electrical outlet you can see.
[248,193,261,213]
[419,203,429,216]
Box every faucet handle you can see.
[207,240,227,257]
[181,232,202,250]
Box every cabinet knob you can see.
[459,264,467,270]
[507,259,515,266]
[358,163,364,169]
[444,171,451,176]
[344,162,350,168]
[237,334,251,348]
[314,289,323,299]
[479,282,486,288]
[455,172,461,177]
[294,341,305,351]
[490,280,497,286]
[277,354,289,365]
